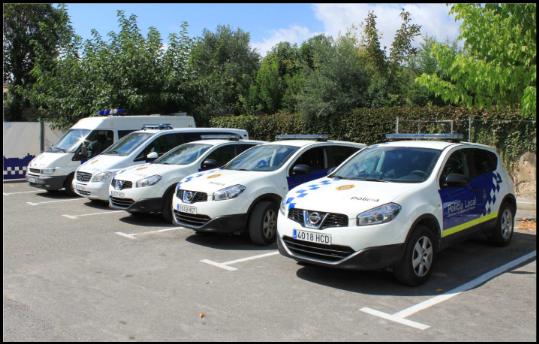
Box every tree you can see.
[3,3,74,121]
[189,25,259,121]
[416,3,536,118]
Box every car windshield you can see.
[331,146,442,183]
[102,132,153,156]
[224,144,299,172]
[154,143,212,165]
[48,129,90,153]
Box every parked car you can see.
[172,135,365,245]
[26,110,195,195]
[72,126,248,202]
[109,136,263,222]
[277,133,516,286]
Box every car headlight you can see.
[279,199,286,215]
[136,175,161,188]
[213,184,246,201]
[41,168,56,175]
[92,171,113,183]
[357,203,401,226]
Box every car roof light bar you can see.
[97,108,126,116]
[141,123,174,130]
[200,134,242,141]
[275,134,328,141]
[385,133,463,142]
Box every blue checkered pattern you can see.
[482,171,503,216]
[3,154,35,180]
[285,177,336,210]
[175,169,218,191]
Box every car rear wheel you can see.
[64,173,77,196]
[248,201,278,245]
[487,203,515,246]
[161,188,175,224]
[393,225,436,286]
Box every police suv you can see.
[73,125,248,201]
[108,136,262,222]
[277,133,517,286]
[172,135,366,245]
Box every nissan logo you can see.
[308,212,322,225]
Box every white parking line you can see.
[200,251,279,271]
[3,190,41,196]
[114,227,184,239]
[62,210,124,219]
[26,198,84,206]
[360,250,537,330]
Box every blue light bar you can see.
[275,134,328,141]
[200,134,242,141]
[97,108,126,116]
[385,133,463,142]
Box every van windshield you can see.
[102,132,153,156]
[330,146,441,183]
[224,144,298,172]
[49,129,90,153]
[155,143,212,165]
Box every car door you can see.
[287,146,326,190]
[438,149,479,236]
[466,148,500,217]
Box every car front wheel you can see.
[393,225,436,286]
[248,201,278,245]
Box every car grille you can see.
[29,168,40,174]
[111,179,133,190]
[283,236,355,262]
[173,210,211,227]
[288,208,349,229]
[176,189,208,203]
[76,171,92,182]
[110,197,135,209]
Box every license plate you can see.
[180,204,197,214]
[110,190,124,198]
[293,229,332,245]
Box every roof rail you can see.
[275,134,328,141]
[385,133,463,142]
[141,123,174,130]
[200,134,242,141]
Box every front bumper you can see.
[26,174,67,190]
[173,210,248,234]
[277,235,405,270]
[109,197,164,213]
[73,179,112,201]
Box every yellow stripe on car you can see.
[442,212,499,238]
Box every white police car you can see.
[277,133,517,286]
[73,126,247,201]
[108,136,262,222]
[172,135,366,245]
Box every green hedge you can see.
[210,106,536,169]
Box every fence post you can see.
[39,118,44,153]
[395,117,399,133]
[468,116,472,142]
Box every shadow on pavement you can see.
[295,231,536,297]
[34,190,78,199]
[186,232,277,251]
[82,200,111,210]
[118,213,172,228]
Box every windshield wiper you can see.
[363,178,389,183]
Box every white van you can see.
[73,127,248,202]
[26,112,195,195]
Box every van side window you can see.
[326,145,360,168]
[75,130,114,160]
[440,150,469,187]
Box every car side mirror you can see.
[201,158,218,170]
[444,173,468,187]
[292,164,311,176]
[146,151,159,162]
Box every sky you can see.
[65,3,462,56]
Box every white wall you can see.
[3,122,64,180]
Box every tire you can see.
[161,187,175,224]
[248,201,278,245]
[487,202,515,246]
[64,173,77,196]
[393,225,436,286]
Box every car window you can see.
[290,146,325,173]
[326,145,361,168]
[235,143,257,155]
[102,132,153,156]
[118,130,136,139]
[155,143,212,165]
[469,148,498,177]
[224,144,299,172]
[440,150,470,187]
[204,145,237,167]
[135,133,185,161]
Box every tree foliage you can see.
[416,3,536,118]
